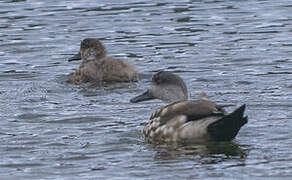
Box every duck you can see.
[69,38,138,85]
[130,71,248,144]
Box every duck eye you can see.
[153,77,162,85]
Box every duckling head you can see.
[80,38,107,63]
[68,38,107,63]
[130,71,188,103]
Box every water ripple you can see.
[1,0,292,179]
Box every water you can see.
[1,0,292,179]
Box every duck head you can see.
[130,71,188,103]
[68,38,107,63]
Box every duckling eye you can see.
[153,75,161,84]
[81,42,88,49]
[81,39,94,49]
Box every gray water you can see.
[1,0,292,179]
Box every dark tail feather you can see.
[207,104,248,141]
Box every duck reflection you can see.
[152,141,248,162]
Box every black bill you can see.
[68,52,81,62]
[130,90,155,103]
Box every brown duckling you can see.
[69,38,138,85]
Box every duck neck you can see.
[161,90,188,104]
[165,96,188,104]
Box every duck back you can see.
[102,57,138,82]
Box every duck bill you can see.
[68,52,81,62]
[130,90,155,103]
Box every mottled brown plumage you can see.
[131,71,247,144]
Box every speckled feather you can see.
[142,99,227,143]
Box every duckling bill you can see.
[68,52,81,62]
[69,38,138,85]
[130,71,248,144]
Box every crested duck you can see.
[130,71,248,144]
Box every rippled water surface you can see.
[1,0,292,179]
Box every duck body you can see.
[70,38,138,85]
[143,99,247,143]
[72,57,138,84]
[130,71,248,144]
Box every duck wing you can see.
[150,99,225,125]
[144,100,247,143]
